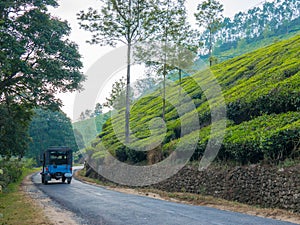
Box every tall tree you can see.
[137,0,197,118]
[194,0,224,66]
[77,0,156,143]
[0,0,84,158]
[169,9,200,95]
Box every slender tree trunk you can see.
[179,68,182,96]
[209,29,212,67]
[125,0,132,143]
[162,22,168,121]
[162,62,166,121]
[161,0,171,121]
[125,41,131,143]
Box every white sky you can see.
[49,0,268,120]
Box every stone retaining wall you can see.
[151,165,300,213]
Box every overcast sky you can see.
[50,0,267,72]
[49,0,268,119]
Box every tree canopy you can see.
[0,0,84,158]
[0,0,84,109]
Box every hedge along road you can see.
[31,170,297,225]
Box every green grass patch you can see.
[0,168,51,225]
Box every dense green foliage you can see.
[86,34,300,165]
[0,0,84,159]
[0,0,83,109]
[0,158,35,192]
[26,109,79,165]
[0,103,32,158]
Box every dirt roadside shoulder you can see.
[74,170,300,225]
[21,173,83,225]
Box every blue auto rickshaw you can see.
[41,147,73,184]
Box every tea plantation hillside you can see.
[85,34,300,166]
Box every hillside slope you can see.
[86,34,300,166]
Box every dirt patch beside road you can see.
[21,173,81,225]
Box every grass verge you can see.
[0,168,51,225]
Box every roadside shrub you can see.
[0,159,24,192]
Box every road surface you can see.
[32,170,298,225]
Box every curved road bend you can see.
[32,172,297,225]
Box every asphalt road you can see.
[32,170,298,225]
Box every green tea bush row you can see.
[192,112,300,164]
